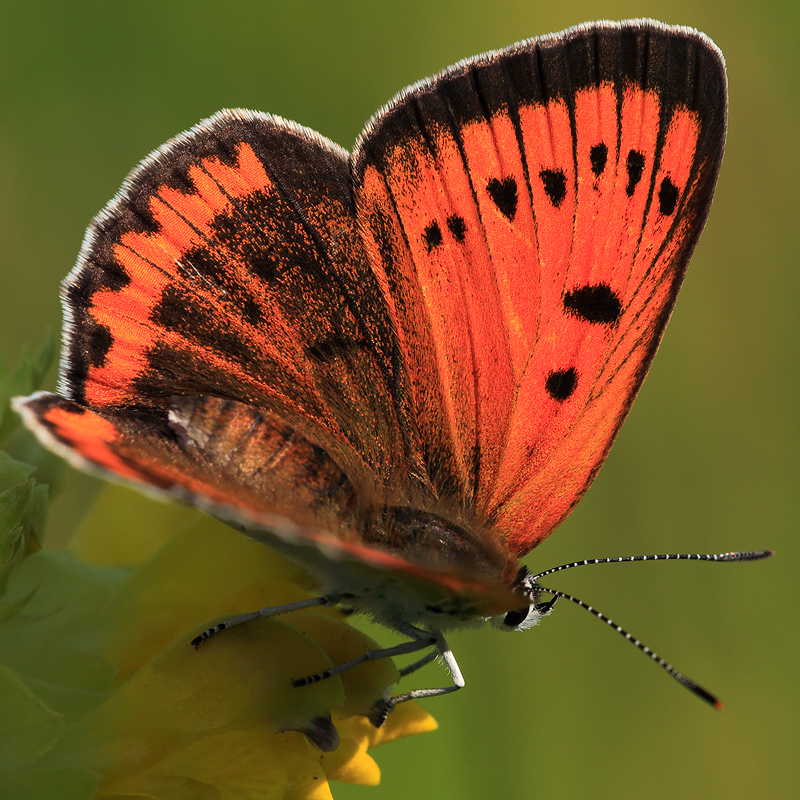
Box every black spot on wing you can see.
[424,221,443,251]
[239,297,263,326]
[245,249,282,284]
[87,325,113,368]
[539,169,567,207]
[563,284,622,324]
[659,177,679,215]
[180,244,263,326]
[626,150,645,196]
[487,177,518,220]
[73,257,131,298]
[447,215,467,242]
[545,368,577,401]
[182,245,227,286]
[590,143,608,177]
[207,196,284,284]
[150,284,196,330]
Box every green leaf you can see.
[0,551,117,699]
[0,452,35,495]
[21,483,48,552]
[0,526,24,601]
[0,452,50,590]
[0,661,64,771]
[0,479,33,537]
[0,334,56,445]
[0,479,34,597]
[0,768,97,800]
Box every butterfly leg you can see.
[191,595,343,648]
[398,648,438,678]
[369,633,465,727]
[291,631,437,687]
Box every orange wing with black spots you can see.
[16,21,726,591]
[354,21,726,555]
[58,111,426,496]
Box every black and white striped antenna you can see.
[532,550,773,708]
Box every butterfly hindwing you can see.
[15,390,523,615]
[353,20,727,555]
[16,392,358,530]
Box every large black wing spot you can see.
[545,368,578,401]
[563,284,622,324]
[590,143,608,177]
[447,214,467,242]
[659,177,679,215]
[86,324,113,369]
[626,149,645,196]
[539,169,567,207]
[487,177,518,220]
[424,221,443,251]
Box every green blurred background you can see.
[1,1,797,798]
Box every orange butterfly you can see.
[15,19,769,722]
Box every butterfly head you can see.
[490,566,555,632]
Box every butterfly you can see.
[15,19,770,724]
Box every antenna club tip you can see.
[713,699,724,711]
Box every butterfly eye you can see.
[490,604,540,632]
[494,593,559,632]
[503,607,532,627]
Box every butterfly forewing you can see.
[58,112,426,491]
[354,21,727,556]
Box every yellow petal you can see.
[366,700,439,746]
[66,617,345,778]
[72,484,200,567]
[313,703,438,788]
[96,516,322,681]
[98,729,292,800]
[315,714,380,787]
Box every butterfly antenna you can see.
[532,550,773,582]
[536,584,724,709]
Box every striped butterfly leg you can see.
[190,595,344,648]
[367,631,466,728]
[288,622,465,727]
[292,623,438,689]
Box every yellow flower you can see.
[2,483,436,799]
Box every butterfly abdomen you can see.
[363,505,516,580]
